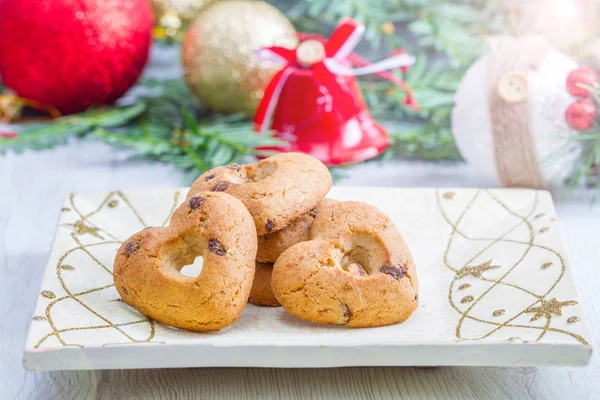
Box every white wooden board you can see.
[23,187,592,370]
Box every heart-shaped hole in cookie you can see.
[339,233,388,277]
[243,160,277,183]
[157,228,224,281]
[210,161,278,187]
[180,256,204,278]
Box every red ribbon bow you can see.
[254,18,419,132]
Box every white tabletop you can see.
[1,140,599,399]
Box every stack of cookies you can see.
[113,153,418,332]
[186,152,333,308]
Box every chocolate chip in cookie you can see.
[211,182,231,192]
[265,219,275,232]
[379,263,408,280]
[341,303,353,324]
[189,196,206,211]
[204,173,216,181]
[208,238,227,256]
[124,240,141,257]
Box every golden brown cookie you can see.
[256,199,338,263]
[248,261,280,307]
[186,153,332,235]
[272,201,418,328]
[113,192,257,332]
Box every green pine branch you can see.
[96,112,283,183]
[0,104,146,153]
[90,80,284,181]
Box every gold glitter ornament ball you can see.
[182,0,298,115]
[150,0,215,39]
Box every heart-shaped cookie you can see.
[113,192,257,332]
[186,153,332,235]
[272,201,419,328]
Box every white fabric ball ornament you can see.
[452,35,581,189]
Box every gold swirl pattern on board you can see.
[436,189,586,345]
[32,190,181,348]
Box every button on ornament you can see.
[296,40,326,67]
[498,71,529,103]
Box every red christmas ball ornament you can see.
[0,0,153,115]
[565,100,596,131]
[566,67,597,99]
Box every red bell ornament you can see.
[254,18,418,166]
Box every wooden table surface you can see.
[1,140,599,399]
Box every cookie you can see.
[186,153,332,235]
[248,261,280,307]
[113,192,257,332]
[272,201,418,328]
[256,199,338,263]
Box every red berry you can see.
[565,100,596,131]
[566,67,597,99]
[0,131,17,139]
